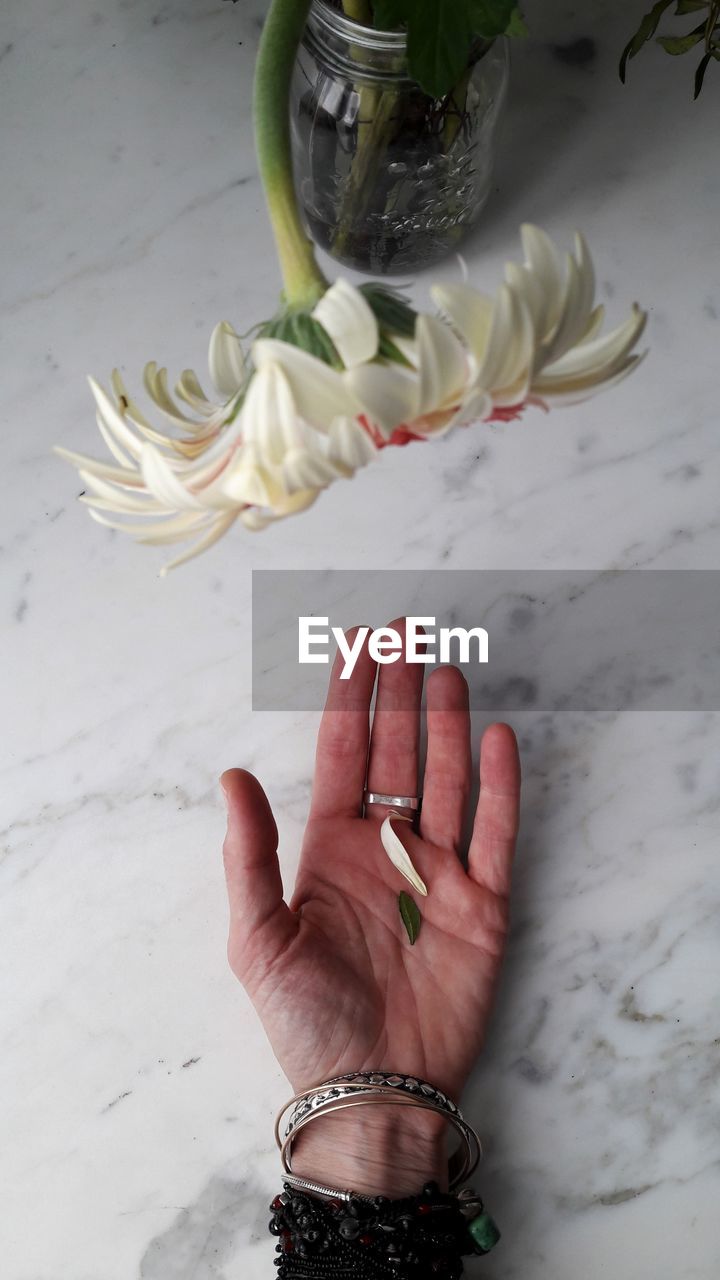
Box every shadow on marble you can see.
[139,1171,265,1280]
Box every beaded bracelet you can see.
[269,1179,500,1278]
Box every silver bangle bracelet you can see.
[283,1071,464,1134]
[275,1071,482,1191]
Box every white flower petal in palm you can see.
[380,814,428,897]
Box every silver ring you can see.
[363,791,421,812]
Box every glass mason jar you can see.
[290,0,509,275]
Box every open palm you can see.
[222,621,520,1108]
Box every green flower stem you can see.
[253,0,328,307]
[331,81,401,261]
[442,66,471,150]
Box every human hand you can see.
[221,620,521,1195]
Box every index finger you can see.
[308,626,378,821]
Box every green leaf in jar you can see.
[370,0,523,98]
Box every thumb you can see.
[220,768,297,984]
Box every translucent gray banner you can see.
[251,571,720,711]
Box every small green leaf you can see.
[506,7,529,37]
[694,47,715,95]
[359,283,417,337]
[619,0,674,81]
[469,0,517,38]
[675,0,708,13]
[399,891,422,944]
[658,20,706,53]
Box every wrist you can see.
[290,1105,448,1198]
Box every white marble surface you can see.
[2,0,720,1276]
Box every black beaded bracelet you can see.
[269,1179,500,1279]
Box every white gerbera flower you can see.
[56,226,647,571]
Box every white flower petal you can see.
[313,279,379,367]
[93,411,136,468]
[208,321,246,399]
[446,387,494,429]
[540,305,647,382]
[573,232,596,336]
[253,338,359,430]
[175,369,216,416]
[539,253,588,368]
[79,473,165,514]
[504,262,546,337]
[109,370,178,451]
[327,417,376,471]
[87,376,143,460]
[174,396,244,474]
[160,511,239,575]
[344,362,419,436]
[111,369,153,426]
[575,304,606,347]
[283,447,338,493]
[240,489,319,530]
[143,362,199,428]
[84,508,158,535]
[55,447,144,486]
[478,285,533,393]
[240,507,273,531]
[533,351,647,402]
[221,444,279,507]
[380,814,428,897]
[416,314,468,415]
[520,223,564,339]
[83,495,164,516]
[87,510,210,543]
[430,282,494,364]
[242,362,302,464]
[140,443,206,511]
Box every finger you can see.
[467,723,521,898]
[365,617,424,822]
[419,666,472,853]
[221,769,297,981]
[309,626,377,820]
